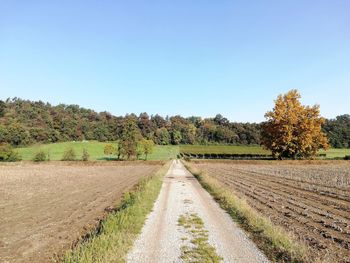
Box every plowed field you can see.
[0,162,162,263]
[193,161,350,262]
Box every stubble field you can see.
[0,162,162,263]
[192,161,350,262]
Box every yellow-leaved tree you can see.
[261,90,329,159]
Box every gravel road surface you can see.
[127,160,270,263]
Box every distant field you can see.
[180,145,350,159]
[15,142,350,160]
[319,148,350,158]
[180,145,271,155]
[16,141,179,161]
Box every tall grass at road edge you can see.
[60,161,171,263]
[183,161,316,263]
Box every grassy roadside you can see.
[183,161,311,263]
[60,161,171,263]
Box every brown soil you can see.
[193,161,350,263]
[0,162,161,263]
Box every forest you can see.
[0,98,349,148]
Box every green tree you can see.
[0,100,5,118]
[120,117,142,159]
[0,143,21,162]
[322,115,350,148]
[171,130,182,145]
[155,127,170,145]
[116,141,122,160]
[7,123,30,146]
[138,112,152,138]
[104,144,116,159]
[136,142,144,160]
[138,139,155,160]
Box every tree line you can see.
[0,97,349,149]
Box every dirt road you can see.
[127,161,269,263]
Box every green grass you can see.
[319,148,350,158]
[16,141,179,161]
[180,145,271,155]
[14,142,350,161]
[16,141,105,161]
[181,145,350,159]
[60,161,171,263]
[147,145,179,160]
[178,213,223,263]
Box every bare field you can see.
[0,162,162,263]
[193,161,350,262]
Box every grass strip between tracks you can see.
[183,161,311,263]
[60,161,171,263]
[178,213,223,263]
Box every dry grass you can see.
[189,161,350,263]
[184,161,311,263]
[0,162,163,263]
[61,161,171,263]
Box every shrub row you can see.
[32,147,90,162]
[179,152,274,160]
[180,152,332,160]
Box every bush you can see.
[184,156,191,162]
[0,143,21,162]
[344,155,350,160]
[61,147,76,161]
[82,148,90,161]
[32,150,47,162]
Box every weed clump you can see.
[0,143,21,162]
[61,147,76,161]
[81,148,89,161]
[32,150,47,162]
[178,213,222,263]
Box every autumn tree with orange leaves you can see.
[261,90,329,159]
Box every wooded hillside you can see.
[0,98,348,148]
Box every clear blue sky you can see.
[1,0,349,122]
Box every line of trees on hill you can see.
[0,98,349,148]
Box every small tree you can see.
[171,130,182,145]
[61,147,76,161]
[136,142,145,160]
[82,148,90,161]
[119,117,142,160]
[142,139,155,160]
[261,90,329,159]
[116,141,122,160]
[136,139,155,160]
[104,144,116,160]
